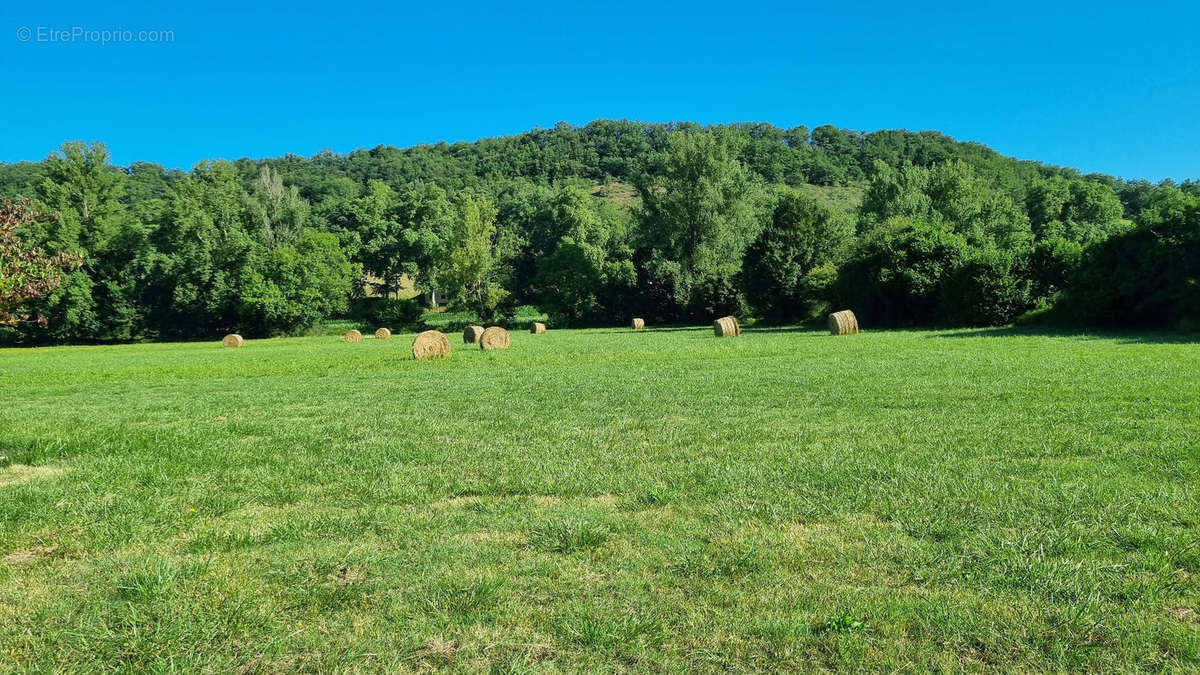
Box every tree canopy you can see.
[0,120,1193,344]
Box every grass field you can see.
[1,326,1198,671]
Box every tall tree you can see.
[238,229,358,335]
[742,188,853,320]
[534,185,635,325]
[352,180,404,297]
[396,183,455,306]
[27,142,147,340]
[145,161,260,337]
[636,131,764,318]
[246,166,309,249]
[438,193,508,320]
[0,198,81,328]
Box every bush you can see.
[941,247,1034,326]
[236,229,357,336]
[834,218,969,326]
[372,297,425,330]
[742,189,852,320]
[1064,189,1200,327]
[1029,236,1084,298]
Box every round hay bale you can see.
[828,310,859,336]
[463,325,485,344]
[479,326,511,350]
[374,327,391,340]
[713,316,740,338]
[631,318,645,330]
[412,330,451,360]
[344,329,363,343]
[221,333,244,348]
[530,322,547,335]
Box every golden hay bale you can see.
[463,325,485,344]
[344,329,363,343]
[221,334,244,348]
[631,318,645,330]
[375,327,391,340]
[479,326,511,350]
[530,322,547,334]
[713,316,740,338]
[828,309,859,336]
[412,330,451,359]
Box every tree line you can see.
[1,121,1197,344]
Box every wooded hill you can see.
[2,120,1197,343]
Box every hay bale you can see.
[631,318,645,330]
[375,327,391,340]
[479,326,511,350]
[221,333,244,348]
[463,325,485,344]
[530,322,547,335]
[828,310,859,336]
[412,330,451,359]
[713,316,740,338]
[344,329,363,343]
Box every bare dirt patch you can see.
[433,494,564,509]
[1169,606,1197,624]
[3,545,57,564]
[0,464,64,488]
[461,530,528,546]
[333,566,365,586]
[587,494,619,508]
[417,637,459,663]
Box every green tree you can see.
[396,183,455,305]
[941,246,1034,326]
[859,160,1032,251]
[492,180,554,305]
[1026,176,1127,245]
[238,229,358,334]
[534,185,636,325]
[1066,187,1200,327]
[352,180,405,297]
[24,142,150,341]
[0,198,82,328]
[835,218,971,326]
[742,188,853,320]
[636,131,764,318]
[145,161,261,337]
[245,166,309,249]
[438,193,508,320]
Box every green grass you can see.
[797,182,865,217]
[419,306,546,333]
[1,326,1198,671]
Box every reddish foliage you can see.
[0,198,82,326]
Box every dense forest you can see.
[1,120,1197,344]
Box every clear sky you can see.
[2,1,1197,181]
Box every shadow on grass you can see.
[741,325,827,336]
[628,323,826,336]
[924,325,1200,345]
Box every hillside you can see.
[2,120,1197,345]
[0,120,1159,206]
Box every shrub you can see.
[941,247,1035,326]
[1065,189,1200,327]
[372,297,425,330]
[835,218,969,326]
[742,189,852,320]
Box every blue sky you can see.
[2,1,1197,180]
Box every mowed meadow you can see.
[1,326,1198,671]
